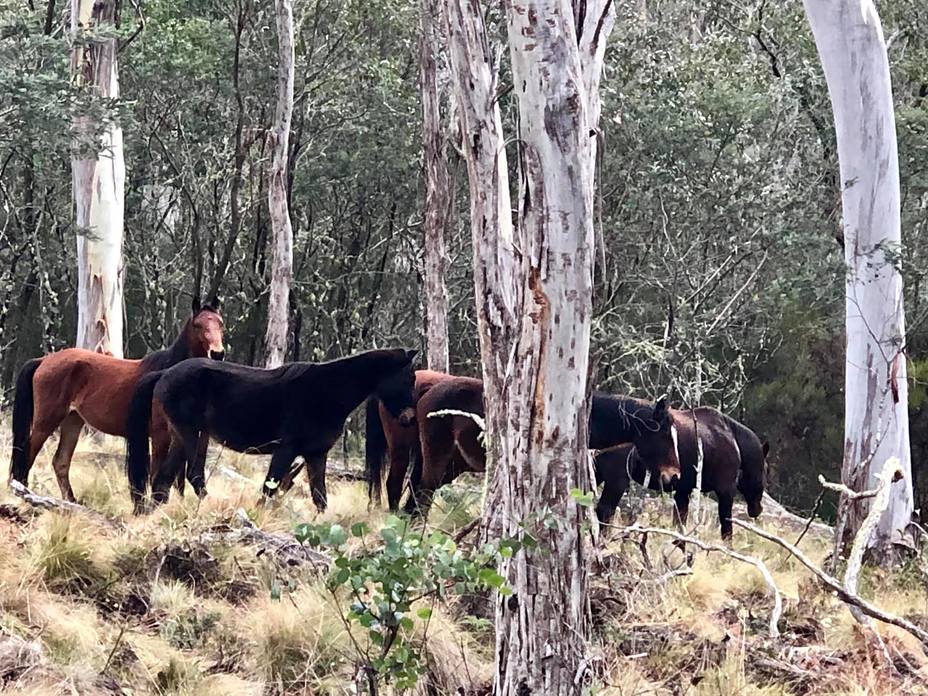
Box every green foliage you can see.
[294,515,506,690]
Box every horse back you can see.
[32,348,144,436]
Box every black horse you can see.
[595,406,768,540]
[125,348,418,513]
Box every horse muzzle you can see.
[660,471,680,489]
[209,349,225,361]
[397,407,417,426]
[747,501,763,518]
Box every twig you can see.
[617,524,782,638]
[818,474,881,500]
[9,480,122,530]
[452,517,481,544]
[792,491,826,548]
[732,517,928,649]
[102,622,129,674]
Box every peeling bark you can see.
[71,0,125,357]
[802,0,913,563]
[264,0,295,368]
[419,0,451,373]
[447,0,613,692]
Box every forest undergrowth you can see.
[0,429,926,695]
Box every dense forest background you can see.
[1,0,927,518]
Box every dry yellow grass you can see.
[1,431,928,695]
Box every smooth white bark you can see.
[802,0,912,559]
[71,0,124,357]
[264,0,296,368]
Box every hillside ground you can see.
[0,429,926,695]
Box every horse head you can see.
[376,349,418,426]
[632,396,681,488]
[189,296,225,361]
[740,439,769,518]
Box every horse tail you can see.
[9,358,43,484]
[125,370,165,504]
[365,395,387,506]
[725,415,766,496]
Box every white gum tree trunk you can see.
[264,0,296,368]
[71,0,125,357]
[419,0,451,373]
[447,0,613,692]
[802,0,912,561]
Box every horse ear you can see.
[210,295,221,311]
[653,396,667,418]
[192,296,201,313]
[404,349,418,364]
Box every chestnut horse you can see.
[125,348,419,513]
[595,407,768,540]
[9,299,225,501]
[402,378,681,518]
[365,369,452,510]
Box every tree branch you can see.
[617,524,782,638]
[732,517,928,648]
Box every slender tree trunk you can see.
[264,0,295,368]
[447,0,613,692]
[419,0,451,373]
[802,0,912,563]
[71,0,125,357]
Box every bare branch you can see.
[9,480,122,531]
[616,524,782,638]
[732,517,928,648]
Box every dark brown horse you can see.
[402,378,681,518]
[365,369,453,510]
[125,348,419,513]
[595,406,768,540]
[9,299,225,501]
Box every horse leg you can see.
[385,445,409,513]
[151,444,186,507]
[673,489,691,531]
[595,468,629,526]
[281,459,305,493]
[186,431,210,498]
[20,406,69,487]
[305,452,328,512]
[50,412,84,502]
[717,492,735,542]
[262,444,298,499]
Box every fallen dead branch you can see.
[732,517,928,650]
[761,493,833,537]
[9,480,122,530]
[842,457,904,663]
[198,508,330,570]
[616,524,783,638]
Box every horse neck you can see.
[301,351,397,413]
[594,394,652,441]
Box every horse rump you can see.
[9,358,43,485]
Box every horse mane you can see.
[591,392,656,434]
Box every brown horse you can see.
[365,369,452,510]
[9,299,225,501]
[595,406,768,540]
[404,378,681,518]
